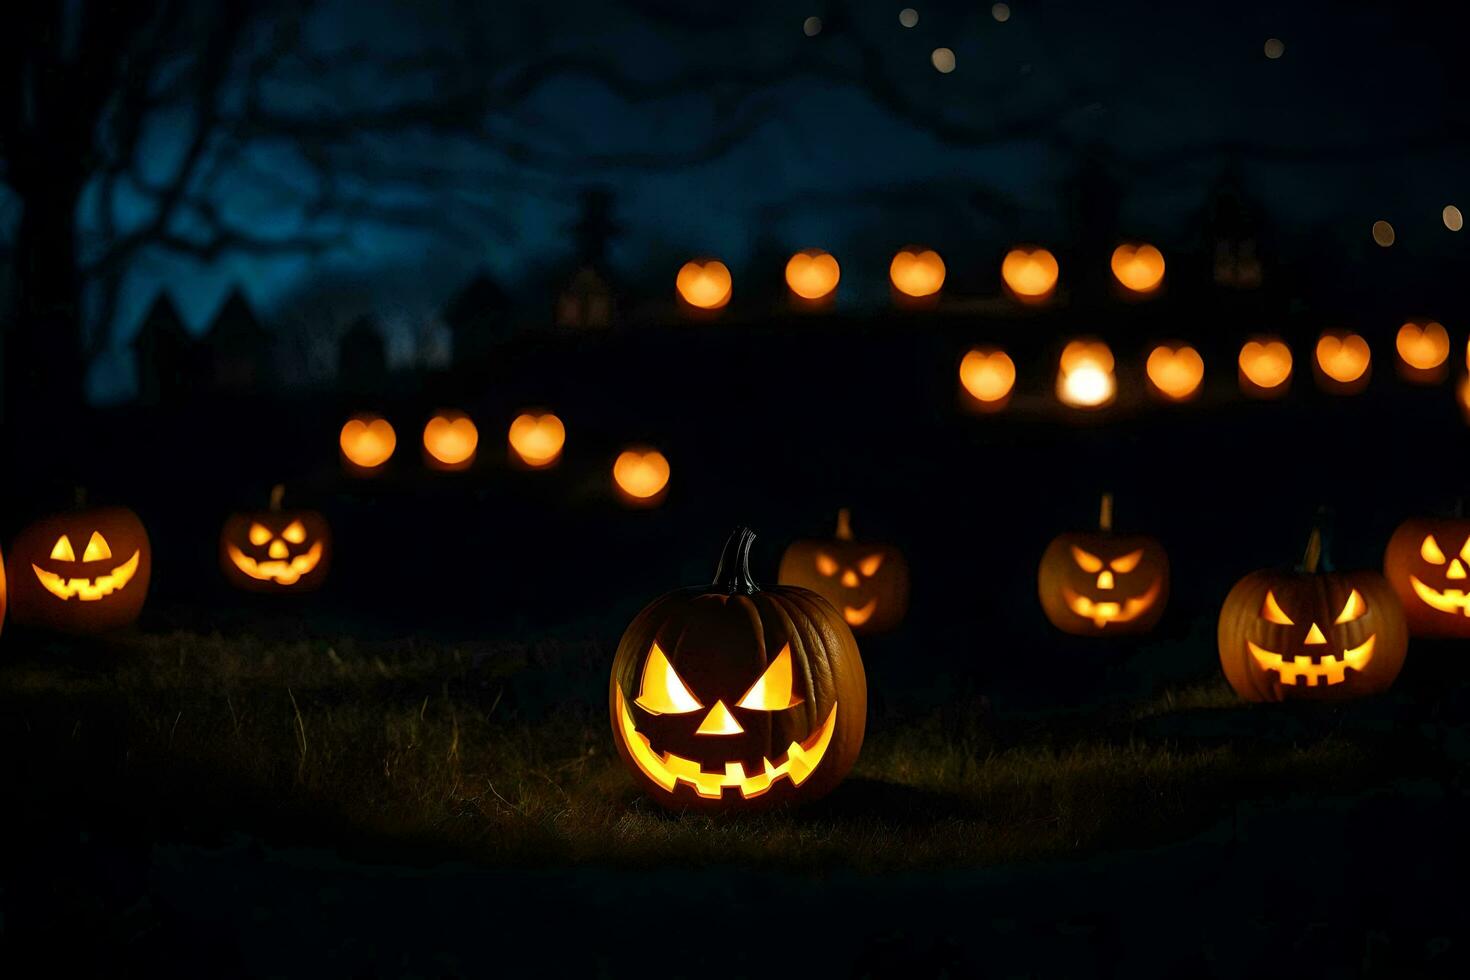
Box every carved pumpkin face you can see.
[1384,517,1470,637]
[785,249,840,302]
[676,259,732,310]
[1039,539,1168,635]
[1314,330,1372,394]
[220,508,331,593]
[6,506,151,633]
[610,528,865,810]
[1238,337,1293,398]
[889,247,945,300]
[423,411,478,470]
[340,414,396,473]
[1001,246,1059,302]
[778,510,909,634]
[1110,243,1165,294]
[1395,321,1450,384]
[1219,560,1406,701]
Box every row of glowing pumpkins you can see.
[679,244,1165,308]
[341,410,671,504]
[614,507,1467,809]
[965,322,1464,408]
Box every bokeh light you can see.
[992,3,1011,23]
[1264,38,1285,59]
[899,8,919,28]
[1372,220,1396,247]
[931,48,956,73]
[803,16,822,37]
[1444,205,1463,231]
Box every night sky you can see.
[25,0,1463,401]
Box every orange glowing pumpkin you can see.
[508,411,566,469]
[614,448,670,506]
[785,249,840,302]
[1145,343,1205,402]
[958,348,1016,410]
[889,247,945,300]
[1110,243,1165,294]
[1001,247,1059,302]
[676,260,732,310]
[1395,321,1450,384]
[1314,330,1371,394]
[423,410,479,470]
[340,414,397,473]
[1238,337,1293,398]
[1056,339,1116,409]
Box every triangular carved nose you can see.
[1304,623,1327,645]
[1449,558,1467,580]
[695,700,744,736]
[268,540,289,559]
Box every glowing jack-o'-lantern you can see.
[609,527,866,810]
[1001,247,1059,302]
[889,247,945,300]
[1314,330,1372,394]
[1395,321,1450,384]
[1110,243,1165,294]
[1056,339,1116,409]
[1038,493,1169,635]
[1146,343,1204,402]
[0,543,7,638]
[1238,337,1293,398]
[1219,527,1406,701]
[423,410,478,470]
[6,505,151,634]
[508,411,565,469]
[958,347,1016,410]
[340,414,396,473]
[220,485,331,593]
[613,448,670,506]
[778,509,910,634]
[1383,514,1470,638]
[785,249,840,303]
[676,259,732,310]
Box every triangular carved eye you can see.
[1335,589,1366,624]
[82,531,112,562]
[50,536,76,562]
[282,521,307,544]
[815,553,838,577]
[736,645,804,711]
[635,642,702,715]
[249,523,272,546]
[1422,535,1446,564]
[1071,547,1103,573]
[859,554,884,577]
[1109,549,1144,574]
[1262,590,1294,625]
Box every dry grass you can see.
[0,629,1416,873]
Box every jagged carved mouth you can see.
[1409,576,1470,616]
[615,688,837,800]
[32,551,141,601]
[1247,636,1376,687]
[227,542,324,585]
[843,599,878,626]
[1061,578,1162,627]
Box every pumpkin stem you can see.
[835,508,854,541]
[1298,510,1335,573]
[1099,492,1114,533]
[270,484,286,512]
[712,527,760,595]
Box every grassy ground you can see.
[0,626,1448,873]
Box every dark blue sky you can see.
[68,0,1468,400]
